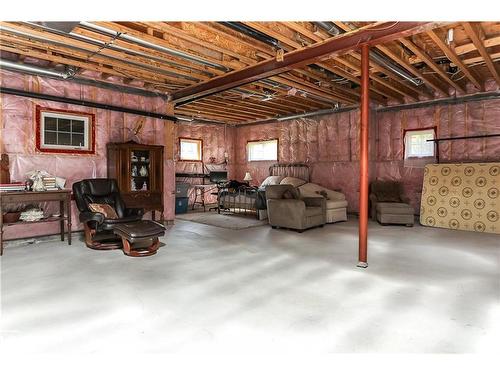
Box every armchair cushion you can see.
[371,180,403,202]
[377,190,401,202]
[89,203,118,219]
[376,202,414,215]
[266,184,297,199]
[326,200,348,209]
[282,186,300,200]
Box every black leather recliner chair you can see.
[73,178,144,250]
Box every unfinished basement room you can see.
[1,1,499,367]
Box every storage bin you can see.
[175,197,189,214]
[175,182,191,198]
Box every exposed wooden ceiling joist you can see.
[427,29,483,90]
[171,22,432,103]
[1,21,499,125]
[399,37,466,95]
[462,22,500,86]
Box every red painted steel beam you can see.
[171,22,433,104]
[358,43,370,268]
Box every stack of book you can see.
[0,182,26,192]
[42,177,58,191]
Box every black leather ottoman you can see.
[113,220,165,257]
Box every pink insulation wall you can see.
[175,123,235,205]
[2,68,500,242]
[375,99,500,212]
[234,110,370,212]
[234,98,500,213]
[0,70,176,240]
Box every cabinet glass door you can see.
[130,149,151,191]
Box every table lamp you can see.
[243,172,253,185]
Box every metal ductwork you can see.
[0,59,170,99]
[219,22,281,49]
[3,24,201,82]
[276,106,352,121]
[0,59,73,79]
[314,21,422,86]
[79,22,229,71]
[314,22,342,36]
[369,50,422,86]
[32,22,80,34]
[23,22,213,79]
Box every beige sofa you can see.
[266,185,326,232]
[259,175,349,223]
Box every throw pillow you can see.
[88,203,118,219]
[281,186,300,199]
[260,175,285,187]
[280,176,306,187]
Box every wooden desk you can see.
[0,189,72,255]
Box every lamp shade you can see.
[243,172,253,181]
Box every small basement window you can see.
[179,138,203,161]
[404,129,436,159]
[247,139,278,162]
[36,106,95,154]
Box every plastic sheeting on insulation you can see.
[1,70,175,240]
[234,111,371,212]
[376,99,500,211]
[2,68,500,240]
[175,123,234,205]
[234,98,500,214]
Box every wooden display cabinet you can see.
[107,141,164,221]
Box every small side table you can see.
[0,189,72,256]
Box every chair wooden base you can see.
[121,237,159,257]
[84,224,122,250]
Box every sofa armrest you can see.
[302,197,326,209]
[325,188,345,201]
[79,211,105,225]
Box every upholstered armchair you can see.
[266,184,326,232]
[73,178,144,249]
[369,180,414,226]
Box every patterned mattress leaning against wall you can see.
[420,163,500,234]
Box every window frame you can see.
[403,127,437,159]
[35,106,95,155]
[246,138,279,162]
[179,137,203,162]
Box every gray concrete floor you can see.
[1,218,499,353]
